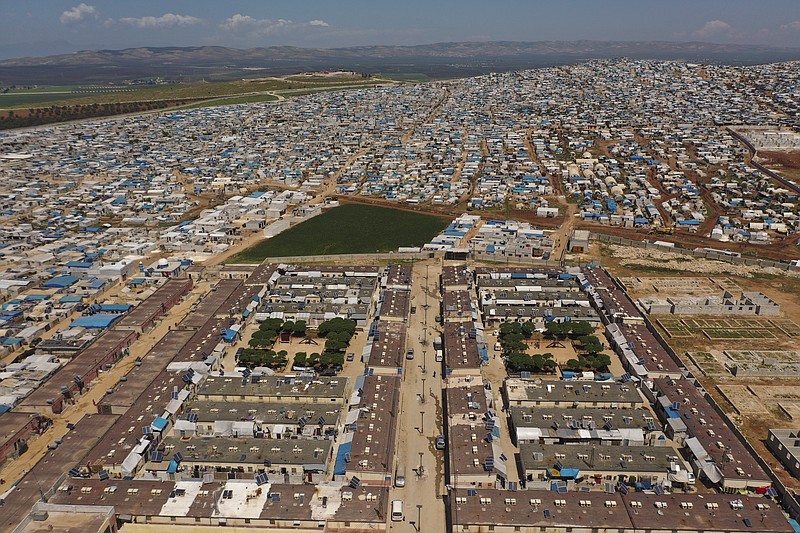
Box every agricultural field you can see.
[228,204,450,263]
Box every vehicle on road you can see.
[406,348,414,360]
[394,465,406,488]
[435,349,443,362]
[391,500,404,521]
[435,435,446,450]
[411,306,416,314]
[346,352,355,362]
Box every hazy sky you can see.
[1,1,799,59]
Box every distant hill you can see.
[1,40,799,85]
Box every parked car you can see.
[435,435,446,450]
[346,352,355,362]
[406,349,414,360]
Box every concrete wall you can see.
[591,233,799,272]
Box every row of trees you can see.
[0,100,197,131]
[237,348,288,369]
[293,351,345,371]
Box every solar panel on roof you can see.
[654,485,664,495]
[467,489,477,497]
[604,482,615,493]
[299,417,307,426]
[550,482,559,492]
[255,473,268,486]
[68,467,80,477]
[151,451,164,462]
[580,486,591,492]
[173,452,184,462]
[743,518,752,528]
[766,487,778,498]
[558,486,568,494]
[671,402,681,411]
[620,373,631,382]
[484,457,494,471]
[500,453,507,462]
[318,417,326,425]
[619,484,629,495]
[508,481,517,491]
[544,509,552,519]
[187,413,199,423]
[243,368,252,377]
[555,460,563,471]
[647,421,656,431]
[171,391,179,400]
[98,470,109,481]
[520,371,531,379]
[485,419,495,430]
[142,426,152,434]
[349,476,361,489]
[223,490,233,499]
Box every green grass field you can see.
[183,94,279,109]
[229,204,450,263]
[0,92,91,108]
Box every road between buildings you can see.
[389,259,446,533]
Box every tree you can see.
[577,335,603,355]
[569,321,594,337]
[566,358,583,371]
[292,320,307,336]
[317,317,356,338]
[259,318,284,332]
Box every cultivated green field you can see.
[0,92,91,107]
[229,204,449,262]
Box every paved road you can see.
[389,259,446,532]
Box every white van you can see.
[435,349,443,362]
[395,465,406,488]
[391,499,404,521]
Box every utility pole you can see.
[419,410,425,433]
[416,504,423,532]
[421,378,426,404]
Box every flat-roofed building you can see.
[519,442,681,485]
[148,436,332,483]
[508,406,655,446]
[443,321,485,373]
[182,400,341,439]
[504,378,644,409]
[197,375,347,404]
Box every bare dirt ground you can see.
[603,258,800,490]
[756,149,800,182]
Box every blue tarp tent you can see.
[69,314,123,329]
[152,417,169,432]
[560,468,580,479]
[42,275,79,289]
[334,442,353,476]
